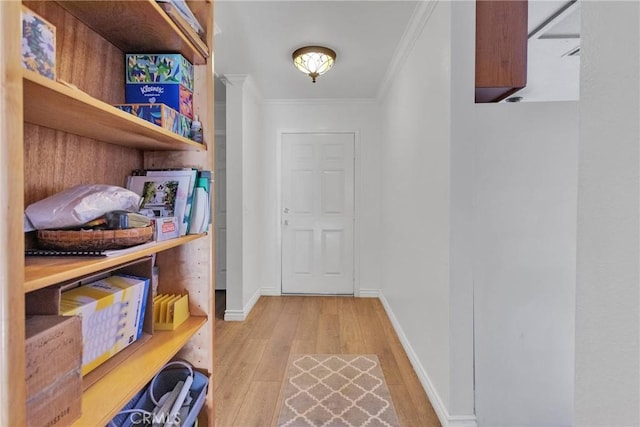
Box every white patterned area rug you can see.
[275,354,401,427]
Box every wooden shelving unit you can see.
[56,0,209,65]
[23,70,206,151]
[74,316,207,426]
[0,1,215,425]
[25,234,205,292]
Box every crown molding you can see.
[220,74,249,86]
[376,0,439,100]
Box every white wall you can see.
[451,3,579,426]
[241,77,266,308]
[214,100,227,290]
[377,1,579,425]
[224,74,265,318]
[471,102,578,427]
[224,75,244,317]
[378,0,454,419]
[260,100,382,295]
[575,2,640,424]
[449,1,476,417]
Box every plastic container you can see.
[110,367,208,427]
[190,115,203,143]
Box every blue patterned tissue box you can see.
[126,54,194,91]
[115,103,191,139]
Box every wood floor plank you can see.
[253,311,301,382]
[294,297,321,341]
[215,293,271,366]
[320,296,339,314]
[215,321,251,368]
[373,299,441,423]
[281,295,305,314]
[232,381,282,427]
[214,291,441,427]
[290,339,316,354]
[249,296,286,339]
[337,297,368,354]
[315,313,341,353]
[214,338,269,427]
[389,383,441,426]
[350,299,405,385]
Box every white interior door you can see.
[281,132,355,294]
[215,133,227,290]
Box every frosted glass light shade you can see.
[292,46,336,83]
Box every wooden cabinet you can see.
[0,1,215,425]
[475,0,528,103]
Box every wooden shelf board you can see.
[23,70,206,152]
[25,234,205,293]
[55,0,208,65]
[71,315,208,427]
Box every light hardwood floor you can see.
[214,291,441,426]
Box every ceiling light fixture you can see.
[292,46,336,83]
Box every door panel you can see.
[293,228,314,274]
[292,170,314,213]
[322,229,345,275]
[281,132,354,294]
[322,170,345,213]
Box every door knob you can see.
[284,208,290,213]
[283,219,289,226]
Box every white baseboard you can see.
[356,288,380,298]
[244,287,261,317]
[223,309,245,321]
[223,287,261,321]
[448,416,478,427]
[261,286,281,296]
[378,292,477,427]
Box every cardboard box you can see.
[60,274,150,375]
[25,315,82,398]
[115,103,191,138]
[26,258,154,333]
[126,53,194,91]
[124,84,194,119]
[27,370,82,427]
[25,258,154,384]
[25,315,82,427]
[153,216,180,242]
[22,6,56,80]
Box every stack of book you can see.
[126,168,211,241]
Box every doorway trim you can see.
[272,128,362,296]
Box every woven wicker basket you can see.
[37,226,154,251]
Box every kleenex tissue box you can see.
[125,53,194,118]
[115,103,191,138]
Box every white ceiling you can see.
[214,0,419,101]
[514,0,580,102]
[213,0,580,103]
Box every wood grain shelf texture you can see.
[72,315,207,427]
[23,70,205,152]
[475,0,528,103]
[25,234,205,293]
[55,0,208,65]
